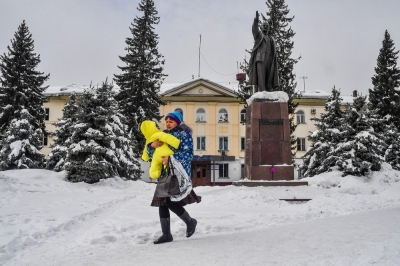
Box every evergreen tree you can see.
[46,93,79,171]
[333,96,386,176]
[0,109,44,170]
[114,0,166,155]
[301,87,344,177]
[236,58,252,108]
[64,80,141,183]
[0,21,49,168]
[266,0,301,152]
[383,123,400,170]
[369,30,400,130]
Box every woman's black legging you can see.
[159,198,185,218]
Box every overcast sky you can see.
[1,0,400,96]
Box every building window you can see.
[219,163,229,178]
[218,108,228,122]
[43,135,48,146]
[196,136,206,150]
[45,108,50,121]
[196,108,206,122]
[240,137,245,150]
[297,138,306,151]
[240,109,246,123]
[296,110,305,124]
[218,136,228,150]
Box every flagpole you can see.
[198,34,201,77]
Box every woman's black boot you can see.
[179,211,197,238]
[154,218,173,244]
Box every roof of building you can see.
[160,77,239,95]
[44,79,354,104]
[297,89,354,104]
[44,84,90,96]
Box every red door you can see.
[191,161,211,187]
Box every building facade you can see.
[42,84,86,156]
[42,81,353,184]
[159,78,246,186]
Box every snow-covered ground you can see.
[1,165,400,265]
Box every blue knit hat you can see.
[165,111,183,125]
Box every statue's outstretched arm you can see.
[252,11,260,40]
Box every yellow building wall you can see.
[42,87,345,166]
[43,93,324,160]
[42,95,71,156]
[159,102,246,158]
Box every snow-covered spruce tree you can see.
[114,0,166,155]
[383,123,400,170]
[64,81,141,183]
[300,87,344,177]
[333,96,386,177]
[46,93,79,171]
[369,30,400,130]
[0,109,44,170]
[0,21,49,168]
[235,57,252,107]
[266,0,301,152]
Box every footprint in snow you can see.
[90,235,117,245]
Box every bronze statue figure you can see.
[248,11,279,92]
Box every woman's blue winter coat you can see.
[146,124,193,177]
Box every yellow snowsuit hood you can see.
[140,120,180,179]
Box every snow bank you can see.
[1,168,400,264]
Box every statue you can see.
[248,11,279,92]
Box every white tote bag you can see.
[169,155,192,202]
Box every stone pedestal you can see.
[245,100,294,180]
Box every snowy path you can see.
[4,208,400,266]
[1,168,400,265]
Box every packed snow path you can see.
[4,208,400,266]
[1,168,400,265]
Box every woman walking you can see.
[145,111,201,244]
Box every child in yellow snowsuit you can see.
[140,120,180,179]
